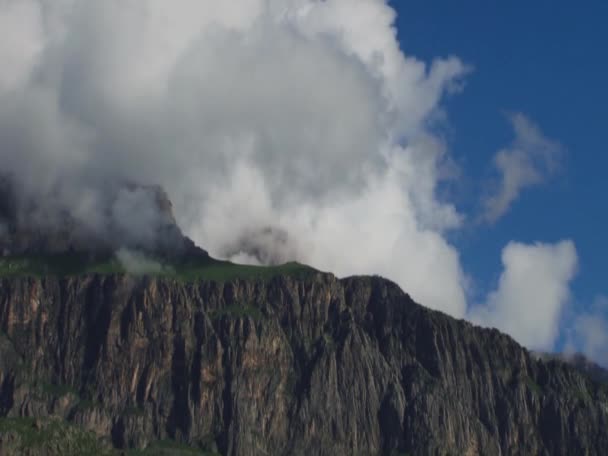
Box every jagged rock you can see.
[535,352,608,384]
[0,272,606,455]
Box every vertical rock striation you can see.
[0,273,606,455]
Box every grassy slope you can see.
[0,253,317,282]
[0,416,219,455]
[0,417,112,455]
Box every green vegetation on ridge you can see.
[125,439,219,455]
[0,416,111,455]
[0,416,218,455]
[0,253,317,282]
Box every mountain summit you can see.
[0,176,205,260]
[0,187,606,455]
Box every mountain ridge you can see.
[0,271,606,455]
[0,183,606,454]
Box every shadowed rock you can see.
[0,273,606,455]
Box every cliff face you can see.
[0,273,606,455]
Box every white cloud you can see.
[288,0,470,137]
[568,296,608,366]
[469,240,578,350]
[201,152,468,316]
[0,0,470,316]
[0,0,43,92]
[481,113,563,223]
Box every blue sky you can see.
[391,0,608,352]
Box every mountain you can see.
[0,270,607,455]
[0,185,606,455]
[0,176,204,259]
[535,352,608,385]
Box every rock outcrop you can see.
[0,272,606,455]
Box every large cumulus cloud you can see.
[0,0,470,314]
[469,241,578,351]
[0,0,594,358]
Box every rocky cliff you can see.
[0,272,606,455]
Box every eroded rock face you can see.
[0,273,606,455]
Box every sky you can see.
[391,0,608,360]
[0,0,606,365]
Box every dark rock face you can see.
[0,273,606,455]
[536,352,608,385]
